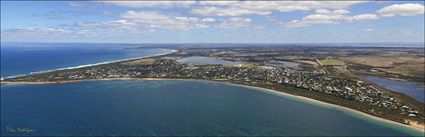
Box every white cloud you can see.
[100,1,365,17]
[347,14,379,22]
[286,14,341,27]
[2,20,141,39]
[304,14,343,23]
[202,18,216,22]
[120,11,216,30]
[315,9,331,14]
[191,1,366,16]
[75,22,101,27]
[2,20,149,41]
[216,17,252,29]
[377,3,424,17]
[3,28,71,34]
[315,9,350,15]
[1,28,73,40]
[278,9,370,27]
[283,4,379,28]
[286,13,379,28]
[96,1,380,29]
[332,9,350,15]
[74,11,255,31]
[191,6,271,16]
[198,1,240,6]
[75,20,138,31]
[101,1,196,8]
[102,20,138,31]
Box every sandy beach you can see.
[115,78,425,132]
[1,80,77,85]
[0,78,185,85]
[1,78,139,85]
[221,81,425,132]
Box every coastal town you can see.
[2,47,424,128]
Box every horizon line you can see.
[1,41,424,45]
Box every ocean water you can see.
[0,43,173,78]
[365,76,425,103]
[1,80,423,136]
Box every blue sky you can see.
[1,1,424,43]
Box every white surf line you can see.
[3,49,178,79]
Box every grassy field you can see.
[320,59,345,66]
[334,66,349,74]
[342,56,423,67]
[342,55,424,82]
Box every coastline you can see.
[2,49,178,79]
[2,77,424,133]
[0,78,175,85]
[224,81,425,133]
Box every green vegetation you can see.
[320,59,345,66]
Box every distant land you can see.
[1,42,424,48]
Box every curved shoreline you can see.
[2,78,424,134]
[224,81,425,134]
[2,49,177,79]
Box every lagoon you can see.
[365,76,424,103]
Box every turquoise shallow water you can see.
[1,80,423,136]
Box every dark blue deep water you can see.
[1,80,423,136]
[1,43,173,78]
